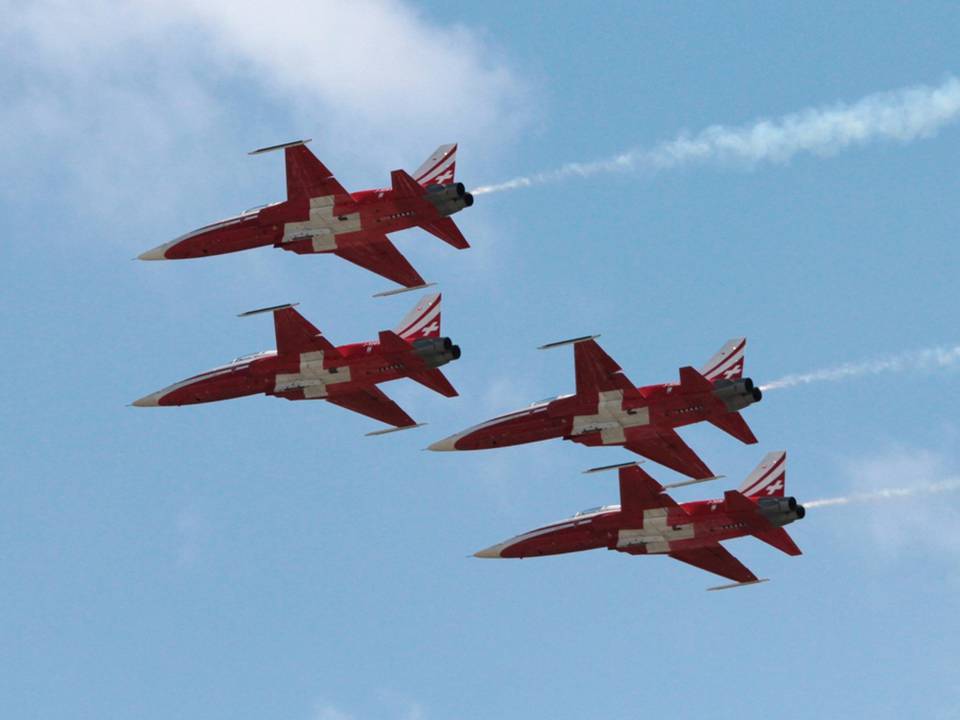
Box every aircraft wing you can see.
[625,428,713,479]
[574,339,637,396]
[325,385,417,428]
[668,545,758,583]
[617,464,683,515]
[284,143,353,204]
[335,236,426,288]
[271,305,340,358]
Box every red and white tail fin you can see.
[411,144,457,186]
[738,451,786,498]
[395,293,442,340]
[699,338,746,382]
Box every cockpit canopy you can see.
[572,504,617,518]
[530,393,574,407]
[231,350,273,364]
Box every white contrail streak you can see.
[759,344,960,391]
[472,77,960,195]
[805,478,960,508]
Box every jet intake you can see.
[757,496,806,526]
[412,336,461,368]
[712,377,762,412]
[425,182,474,216]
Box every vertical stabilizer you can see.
[395,293,442,340]
[412,144,457,186]
[738,451,787,498]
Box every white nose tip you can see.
[427,432,464,451]
[137,240,177,261]
[131,391,164,407]
[473,543,508,559]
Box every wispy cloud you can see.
[760,343,960,391]
[473,76,960,194]
[312,700,424,720]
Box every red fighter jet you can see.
[429,336,762,479]
[132,294,460,433]
[475,451,805,590]
[138,141,472,294]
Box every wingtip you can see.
[538,335,600,350]
[248,138,312,155]
[365,423,426,437]
[373,282,438,299]
[706,578,769,592]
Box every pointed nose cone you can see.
[473,542,509,559]
[138,239,177,261]
[131,390,164,407]
[427,431,466,452]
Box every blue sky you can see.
[4,2,960,718]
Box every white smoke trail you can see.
[759,344,960,391]
[472,76,960,195]
[805,478,960,508]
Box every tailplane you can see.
[708,412,758,445]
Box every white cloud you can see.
[3,0,526,228]
[170,0,526,160]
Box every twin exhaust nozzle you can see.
[425,182,474,215]
[713,377,762,412]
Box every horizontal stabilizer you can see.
[365,423,427,436]
[707,579,770,592]
[752,527,802,556]
[420,217,470,249]
[239,303,298,317]
[249,139,312,155]
[409,368,458,398]
[707,411,758,445]
[539,335,600,350]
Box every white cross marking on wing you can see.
[765,480,784,495]
[434,170,454,184]
[421,322,440,336]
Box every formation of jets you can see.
[135,141,805,589]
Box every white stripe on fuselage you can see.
[280,196,362,252]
